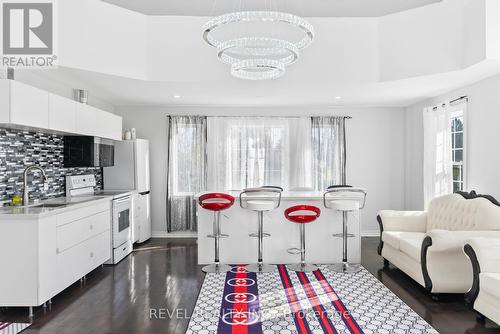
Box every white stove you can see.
[66,174,133,264]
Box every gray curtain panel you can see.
[311,116,347,190]
[167,116,207,232]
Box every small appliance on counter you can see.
[103,139,151,243]
[66,174,133,264]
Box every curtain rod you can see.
[166,115,352,119]
[432,96,468,110]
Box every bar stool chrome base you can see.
[288,263,318,273]
[329,262,361,274]
[246,263,276,273]
[202,263,232,274]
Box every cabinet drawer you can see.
[56,230,110,289]
[113,241,132,264]
[57,201,110,226]
[57,210,110,252]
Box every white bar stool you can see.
[240,187,282,273]
[324,186,367,273]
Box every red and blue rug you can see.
[0,322,30,334]
[187,265,438,334]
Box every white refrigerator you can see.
[104,139,152,243]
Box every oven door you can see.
[112,196,132,248]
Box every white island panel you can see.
[196,191,361,265]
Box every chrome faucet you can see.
[22,165,47,206]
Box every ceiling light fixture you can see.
[173,95,181,99]
[202,11,315,80]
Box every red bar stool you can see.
[284,205,321,272]
[198,193,235,273]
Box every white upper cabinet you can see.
[96,110,122,140]
[0,80,49,129]
[76,103,98,136]
[49,93,77,133]
[0,80,122,140]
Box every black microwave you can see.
[63,136,114,167]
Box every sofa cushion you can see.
[382,231,424,252]
[480,273,500,300]
[399,235,425,263]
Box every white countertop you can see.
[0,196,113,219]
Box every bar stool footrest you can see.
[332,233,355,238]
[206,234,229,239]
[287,247,303,255]
[249,232,271,238]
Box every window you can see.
[207,117,313,191]
[168,117,207,196]
[228,125,285,189]
[450,108,465,192]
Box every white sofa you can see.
[377,192,500,295]
[464,238,500,325]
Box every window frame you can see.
[449,102,467,192]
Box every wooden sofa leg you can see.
[383,259,389,268]
[476,312,486,323]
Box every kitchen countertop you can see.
[0,196,113,219]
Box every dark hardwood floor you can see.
[0,237,499,334]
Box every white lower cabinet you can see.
[0,200,112,308]
[57,230,110,290]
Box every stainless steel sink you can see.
[33,203,68,208]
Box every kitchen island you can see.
[196,191,362,265]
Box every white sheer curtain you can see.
[423,103,453,207]
[311,117,346,190]
[207,117,312,191]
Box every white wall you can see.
[58,0,148,80]
[114,105,406,236]
[379,0,480,81]
[405,74,500,210]
[113,107,169,235]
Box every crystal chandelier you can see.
[202,11,315,80]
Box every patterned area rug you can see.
[187,265,438,334]
[0,322,30,334]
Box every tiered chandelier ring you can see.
[203,11,315,80]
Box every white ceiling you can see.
[102,0,441,17]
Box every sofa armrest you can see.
[376,210,427,255]
[377,210,427,232]
[465,238,500,273]
[463,238,500,304]
[426,230,500,253]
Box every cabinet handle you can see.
[123,247,126,251]
[90,225,93,230]
[90,252,94,258]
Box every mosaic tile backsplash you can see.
[0,128,102,205]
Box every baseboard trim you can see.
[152,231,197,238]
[152,230,380,238]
